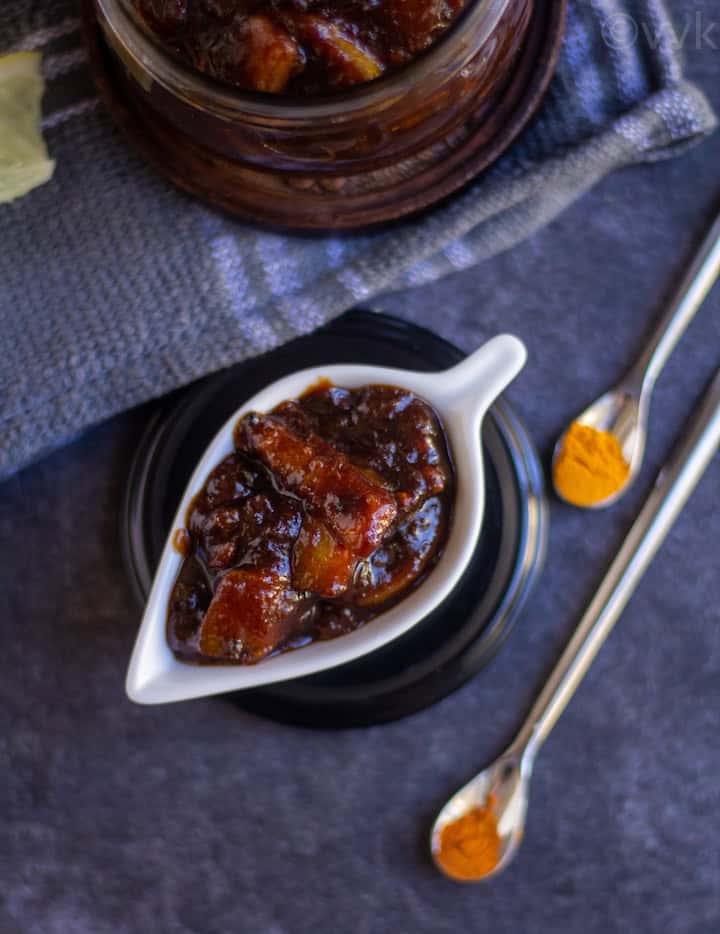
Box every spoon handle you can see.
[630,210,720,392]
[515,367,720,759]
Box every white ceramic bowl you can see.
[126,334,527,704]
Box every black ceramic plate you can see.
[121,310,548,726]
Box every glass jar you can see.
[94,0,533,174]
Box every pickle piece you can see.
[352,497,444,607]
[203,14,303,92]
[239,413,397,557]
[290,15,383,86]
[292,517,356,597]
[199,567,303,662]
[379,0,461,54]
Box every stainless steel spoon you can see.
[553,209,720,508]
[431,366,720,881]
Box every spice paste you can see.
[168,382,454,664]
[134,0,469,95]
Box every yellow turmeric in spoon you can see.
[435,796,500,881]
[553,422,630,507]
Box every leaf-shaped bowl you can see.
[126,334,527,704]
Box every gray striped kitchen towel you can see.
[0,0,716,479]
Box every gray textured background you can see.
[1,0,719,931]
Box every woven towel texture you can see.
[0,0,716,479]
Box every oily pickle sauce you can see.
[167,383,454,665]
[134,0,469,96]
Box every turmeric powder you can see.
[553,421,630,507]
[434,797,500,880]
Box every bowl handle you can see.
[428,334,527,424]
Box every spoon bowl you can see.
[126,334,526,705]
[552,381,646,509]
[552,205,720,509]
[430,744,532,882]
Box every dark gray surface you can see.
[2,1,720,931]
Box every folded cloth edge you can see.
[1,74,715,481]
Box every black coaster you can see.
[121,310,548,726]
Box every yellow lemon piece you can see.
[0,51,55,204]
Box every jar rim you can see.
[97,0,513,121]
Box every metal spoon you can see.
[431,366,720,881]
[553,209,720,508]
